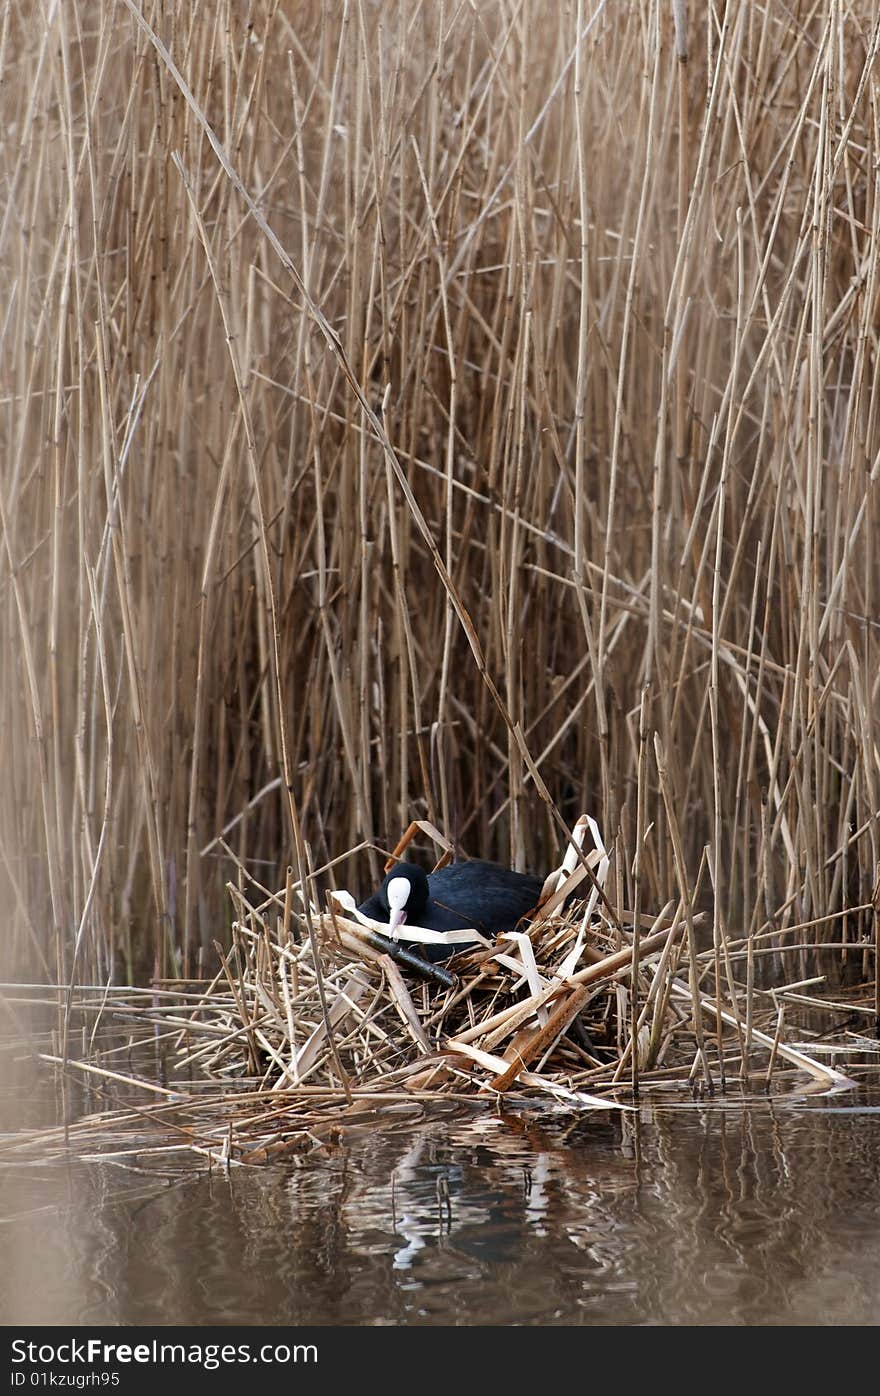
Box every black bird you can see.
[357,860,545,962]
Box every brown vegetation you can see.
[1,0,878,1055]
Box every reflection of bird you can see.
[357,860,545,962]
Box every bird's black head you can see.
[379,862,430,930]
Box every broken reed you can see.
[0,2,878,1014]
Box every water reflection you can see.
[2,1071,880,1324]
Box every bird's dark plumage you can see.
[357,859,544,962]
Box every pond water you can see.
[2,1043,879,1326]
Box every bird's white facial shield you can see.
[385,876,411,935]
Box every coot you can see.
[357,860,545,962]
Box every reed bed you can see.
[3,908,877,1170]
[4,817,878,1171]
[1,0,879,1087]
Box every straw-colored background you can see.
[1,1,878,986]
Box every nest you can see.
[196,818,859,1116]
[7,819,875,1173]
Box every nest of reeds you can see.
[199,819,859,1117]
[7,817,874,1175]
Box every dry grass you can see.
[1,0,878,1060]
[3,844,877,1167]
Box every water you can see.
[2,1047,880,1325]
